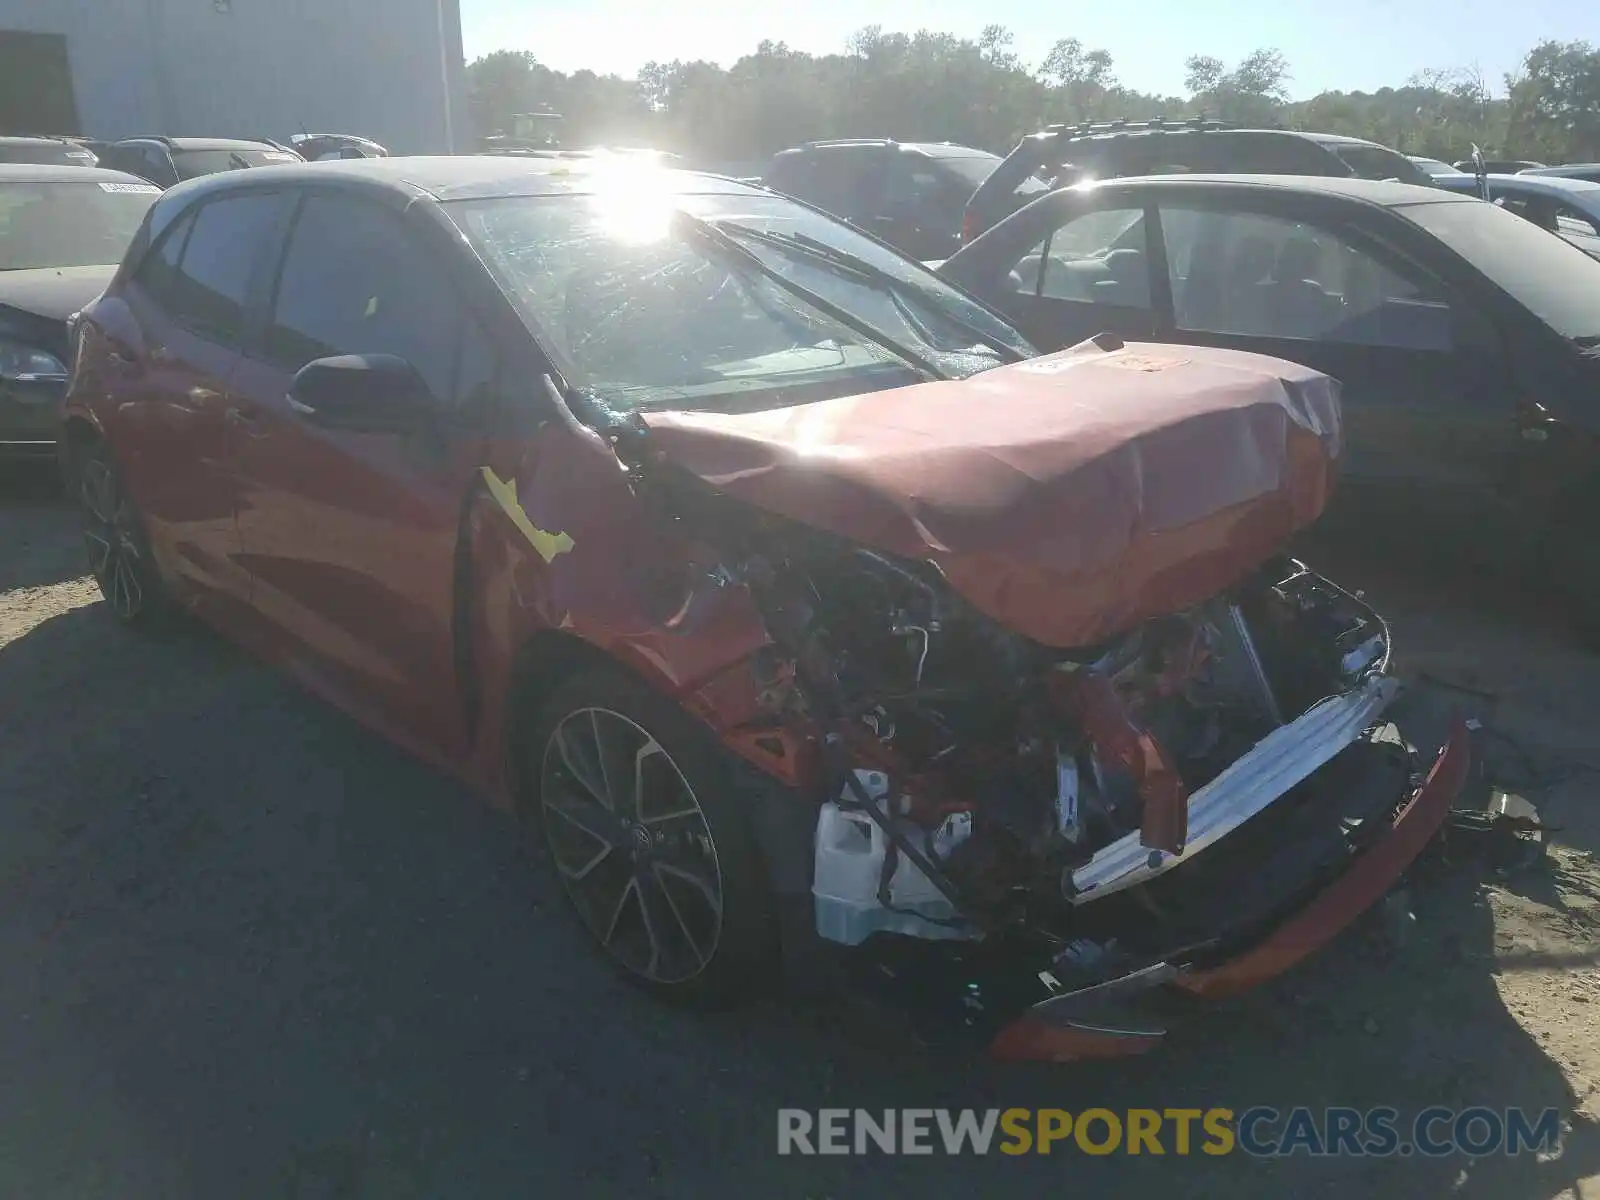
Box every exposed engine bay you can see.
[650,469,1404,969]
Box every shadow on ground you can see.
[0,588,1594,1197]
[0,460,83,593]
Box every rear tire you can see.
[75,441,174,630]
[519,665,778,1006]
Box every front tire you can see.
[75,441,173,629]
[522,667,778,1005]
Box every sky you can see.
[460,0,1597,100]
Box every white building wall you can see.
[1,0,465,153]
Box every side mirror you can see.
[288,354,435,433]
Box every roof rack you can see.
[1042,116,1237,138]
[800,137,898,150]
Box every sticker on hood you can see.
[98,182,161,194]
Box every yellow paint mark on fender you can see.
[480,467,575,563]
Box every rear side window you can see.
[916,151,1001,192]
[886,159,975,218]
[1333,144,1434,186]
[163,192,293,345]
[772,149,885,219]
[265,194,465,402]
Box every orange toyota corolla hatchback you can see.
[62,157,1467,1061]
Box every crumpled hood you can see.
[641,340,1341,648]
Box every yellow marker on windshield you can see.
[481,467,576,563]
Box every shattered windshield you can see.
[448,183,1032,413]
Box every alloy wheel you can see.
[539,707,725,984]
[80,457,144,621]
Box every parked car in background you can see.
[764,138,1005,260]
[1432,172,1600,260]
[1454,158,1545,174]
[94,136,302,188]
[63,156,1469,1059]
[963,120,1436,242]
[0,164,160,459]
[290,133,389,161]
[939,173,1600,622]
[0,135,98,167]
[1407,154,1459,178]
[1520,163,1600,185]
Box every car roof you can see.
[1433,171,1600,207]
[117,136,282,151]
[1077,173,1463,207]
[1521,164,1600,178]
[0,135,78,146]
[903,142,996,158]
[1296,132,1393,149]
[0,162,158,186]
[1056,126,1367,146]
[161,155,771,205]
[776,139,993,157]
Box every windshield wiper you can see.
[711,222,1026,364]
[671,210,948,381]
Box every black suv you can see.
[93,136,302,188]
[963,119,1436,242]
[764,139,1005,261]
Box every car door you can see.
[114,189,295,605]
[940,191,1160,348]
[1151,197,1522,536]
[227,191,500,761]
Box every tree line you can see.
[466,33,1600,168]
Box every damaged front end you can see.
[623,342,1469,1060]
[724,524,1459,1058]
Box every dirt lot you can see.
[2,462,1598,1199]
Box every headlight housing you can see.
[0,336,68,384]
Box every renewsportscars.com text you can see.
[777,1106,1563,1157]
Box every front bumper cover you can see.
[989,716,1472,1063]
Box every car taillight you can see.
[960,209,979,243]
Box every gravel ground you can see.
[2,461,1598,1199]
